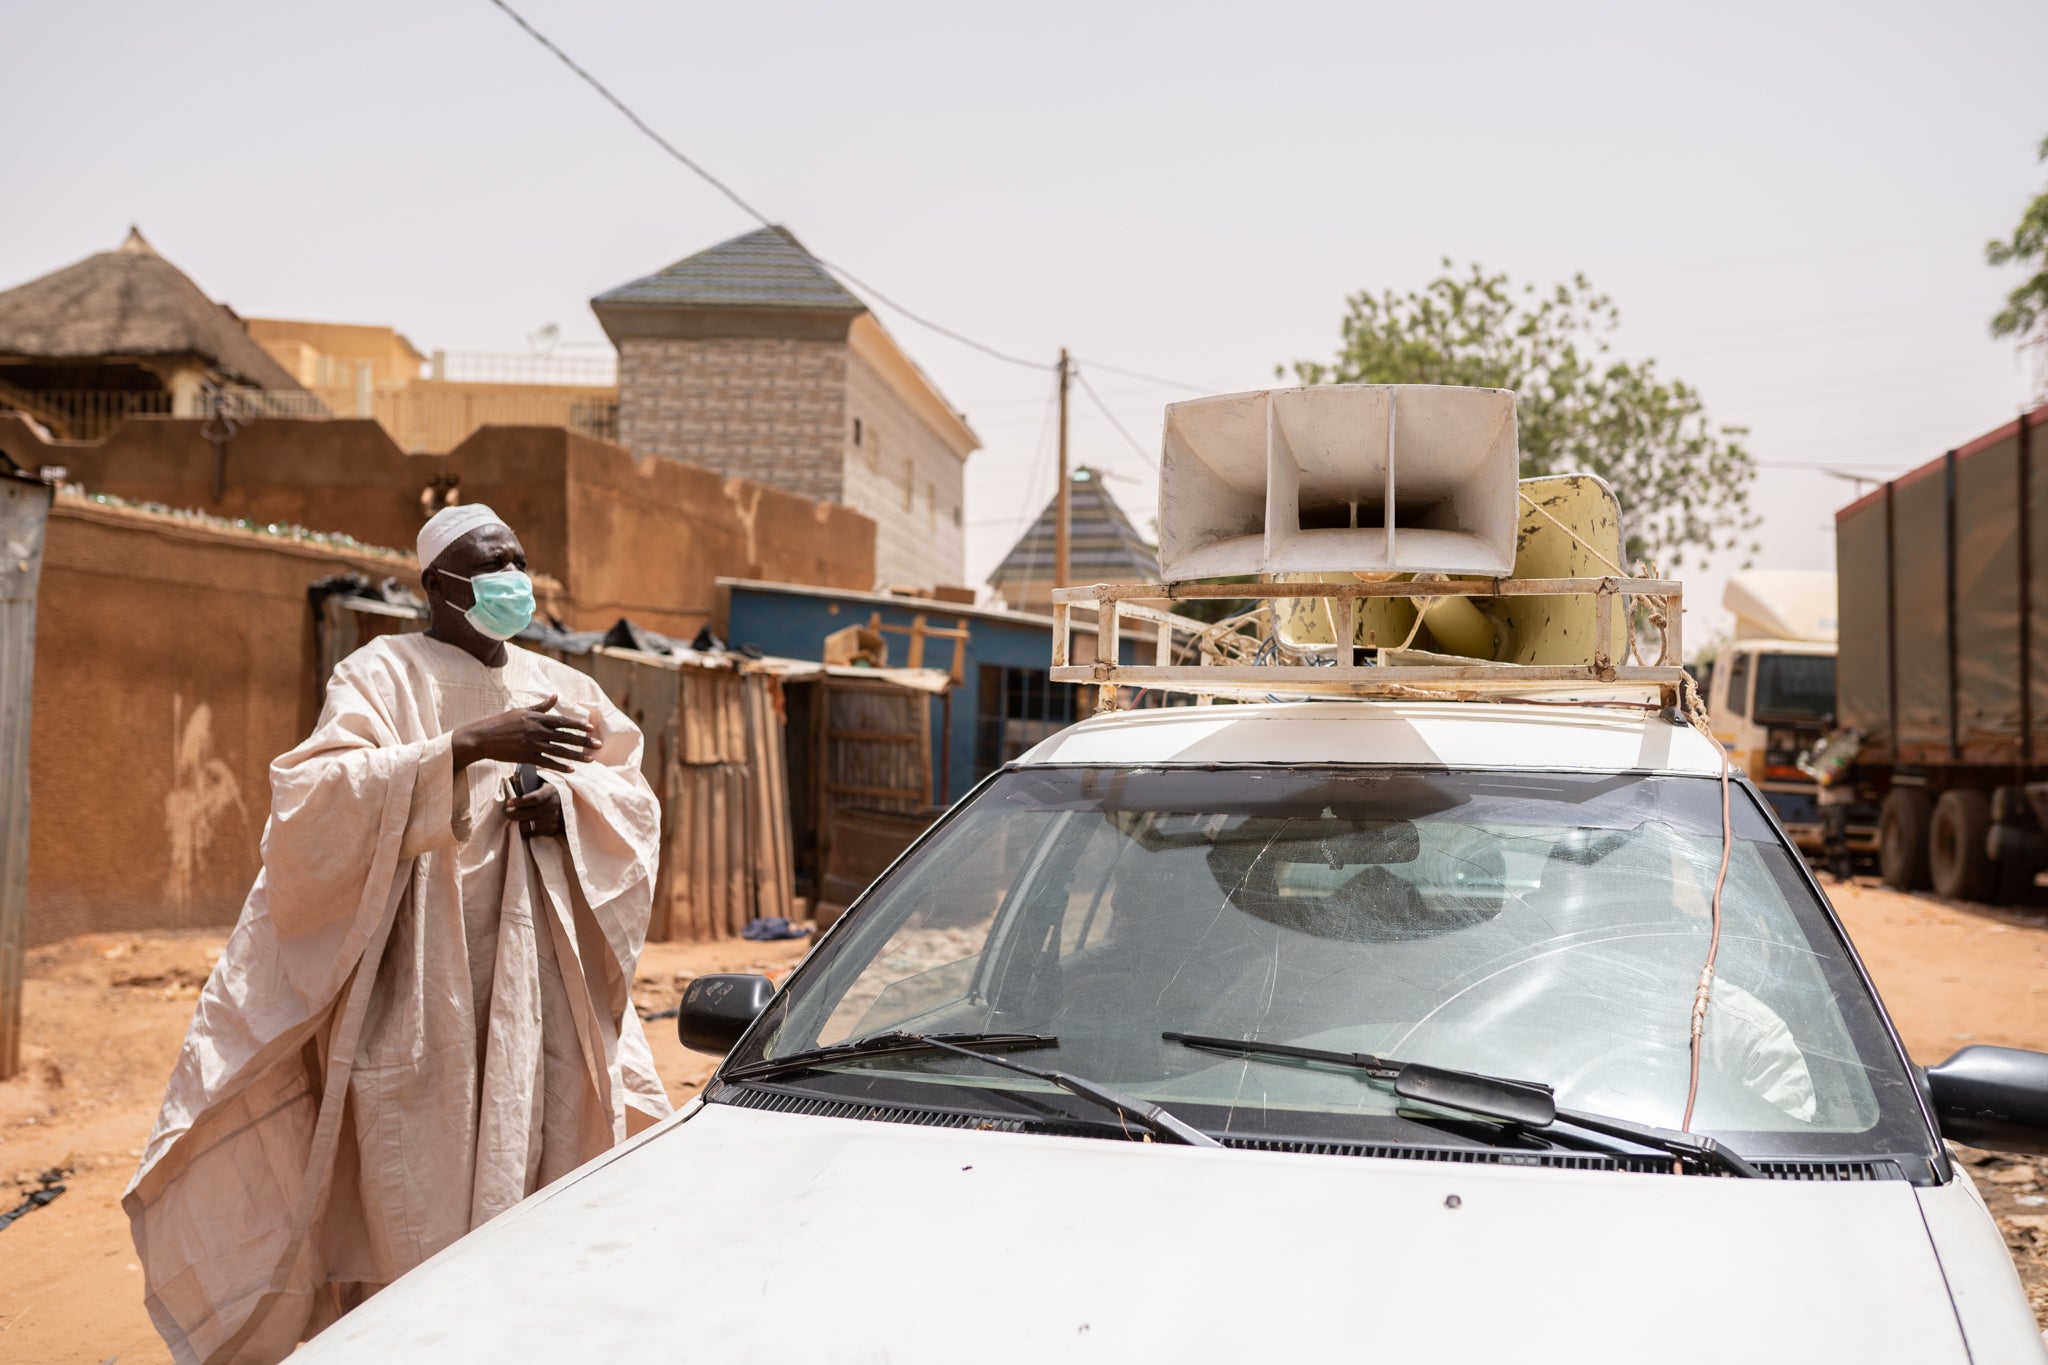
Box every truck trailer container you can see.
[1835,400,2048,901]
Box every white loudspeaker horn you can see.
[1157,384,1519,581]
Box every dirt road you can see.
[0,932,814,1365]
[3,882,2045,1361]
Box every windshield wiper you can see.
[1165,1032,1758,1177]
[726,1031,1220,1148]
[723,1031,1058,1083]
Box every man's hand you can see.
[451,694,599,773]
[504,783,567,838]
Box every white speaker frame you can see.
[1158,384,1520,581]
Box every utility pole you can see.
[1055,348,1071,591]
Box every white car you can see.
[300,700,2048,1363]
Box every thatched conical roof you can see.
[0,228,303,390]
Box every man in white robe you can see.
[125,504,672,1364]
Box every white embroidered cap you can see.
[417,503,511,569]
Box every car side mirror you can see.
[1925,1045,2048,1156]
[678,974,777,1055]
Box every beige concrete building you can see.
[245,318,618,455]
[245,317,425,391]
[594,226,979,591]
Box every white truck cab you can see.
[1707,572,1845,853]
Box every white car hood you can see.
[301,1101,1975,1364]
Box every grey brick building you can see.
[593,226,978,591]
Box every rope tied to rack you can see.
[1677,675,1734,1135]
[1515,490,1679,668]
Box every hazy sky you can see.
[10,0,2047,640]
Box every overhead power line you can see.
[487,0,1049,371]
[817,262,1048,370]
[1074,367,1160,472]
[1071,356,1214,393]
[485,0,773,225]
[1753,459,1912,474]
[1011,368,1065,581]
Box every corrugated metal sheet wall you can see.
[1954,437,2023,761]
[1835,411,2048,769]
[1834,489,1890,744]
[576,651,795,941]
[1890,468,1951,763]
[0,475,54,1079]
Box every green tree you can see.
[1987,136,2048,341]
[1287,261,1758,568]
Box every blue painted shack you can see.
[721,578,1150,805]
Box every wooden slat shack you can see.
[0,461,55,1079]
[758,662,953,922]
[567,647,796,941]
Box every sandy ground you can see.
[2,881,2045,1361]
[0,932,813,1365]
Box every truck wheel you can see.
[1930,789,1995,902]
[1880,788,1933,891]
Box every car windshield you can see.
[726,766,1931,1162]
[1754,653,1835,722]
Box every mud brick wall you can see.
[0,414,875,637]
[24,502,413,942]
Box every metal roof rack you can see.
[1049,574,1688,708]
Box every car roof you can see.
[1017,700,1727,776]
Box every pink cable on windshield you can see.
[1682,736,1734,1133]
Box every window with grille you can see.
[974,665,1077,778]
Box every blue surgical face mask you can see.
[439,567,535,640]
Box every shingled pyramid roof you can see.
[989,468,1159,587]
[0,227,303,390]
[592,225,866,313]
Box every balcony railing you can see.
[426,348,618,387]
[0,387,174,440]
[203,389,333,421]
[1,382,618,454]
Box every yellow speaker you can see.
[1272,473,1628,665]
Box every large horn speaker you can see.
[1270,473,1629,665]
[1157,384,1519,581]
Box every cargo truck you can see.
[1835,400,2048,902]
[1706,570,1842,853]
